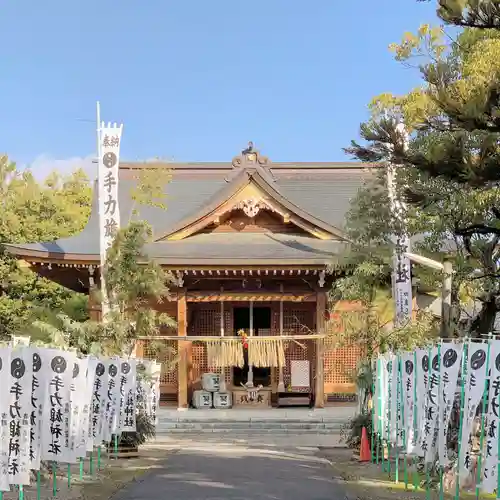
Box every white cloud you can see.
[21,154,97,182]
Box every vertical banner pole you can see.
[376,356,382,466]
[37,470,41,500]
[18,484,23,500]
[67,463,71,488]
[455,342,468,500]
[437,343,444,500]
[98,445,101,470]
[497,388,500,498]
[395,355,401,484]
[52,461,57,498]
[79,457,84,479]
[476,339,491,500]
[371,357,376,463]
[399,355,408,489]
[90,449,94,475]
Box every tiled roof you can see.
[6,160,370,264]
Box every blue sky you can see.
[0,0,439,178]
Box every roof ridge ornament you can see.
[226,142,275,183]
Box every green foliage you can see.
[0,155,91,339]
[102,220,177,356]
[346,7,500,335]
[340,412,373,450]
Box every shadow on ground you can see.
[114,445,342,500]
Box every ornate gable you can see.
[156,144,349,242]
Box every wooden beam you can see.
[177,292,190,409]
[186,291,316,302]
[315,291,327,409]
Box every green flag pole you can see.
[476,338,491,500]
[97,445,101,470]
[455,340,468,500]
[371,357,376,463]
[79,457,84,480]
[497,388,500,499]
[18,484,23,500]
[36,470,41,500]
[52,461,57,498]
[67,463,71,488]
[89,449,94,475]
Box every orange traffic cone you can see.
[359,426,372,462]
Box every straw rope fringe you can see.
[206,339,244,367]
[248,338,285,368]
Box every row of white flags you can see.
[0,345,161,491]
[375,340,500,494]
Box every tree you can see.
[345,18,500,335]
[0,155,92,338]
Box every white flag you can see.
[41,349,76,463]
[0,347,12,491]
[98,122,123,319]
[483,340,500,493]
[8,347,33,485]
[401,352,416,454]
[459,342,489,484]
[90,360,108,446]
[69,357,89,462]
[415,349,430,456]
[77,357,96,457]
[103,358,121,442]
[437,343,463,466]
[423,347,440,463]
[29,348,47,471]
[119,359,137,432]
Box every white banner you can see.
[459,342,489,484]
[119,359,137,432]
[145,361,161,426]
[8,347,32,485]
[41,349,76,464]
[29,348,47,471]
[69,357,89,461]
[0,348,12,491]
[415,349,429,456]
[103,358,121,442]
[483,340,500,493]
[77,357,96,457]
[393,235,413,326]
[437,343,463,466]
[422,347,440,463]
[401,352,416,454]
[98,122,123,319]
[90,360,107,447]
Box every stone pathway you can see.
[115,442,347,500]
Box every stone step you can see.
[158,418,347,424]
[156,428,340,434]
[158,421,343,430]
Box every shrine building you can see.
[6,145,370,409]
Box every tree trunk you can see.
[471,298,497,337]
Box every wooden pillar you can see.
[177,291,190,409]
[315,291,326,408]
[87,265,102,322]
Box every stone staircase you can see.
[156,407,354,435]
